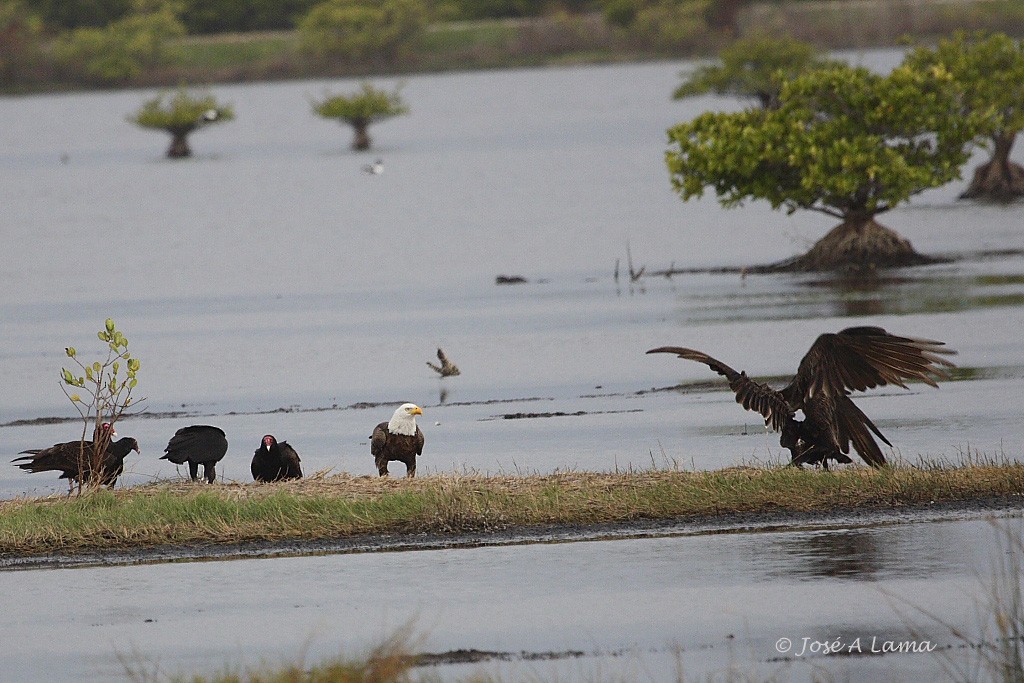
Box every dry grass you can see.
[2,463,1023,558]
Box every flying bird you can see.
[371,403,424,477]
[13,424,140,489]
[251,435,302,482]
[647,326,956,468]
[161,425,228,483]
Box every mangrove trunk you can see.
[167,131,192,158]
[351,121,371,151]
[959,132,1024,203]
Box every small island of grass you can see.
[2,461,1022,561]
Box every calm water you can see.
[1,514,1021,681]
[2,53,1024,680]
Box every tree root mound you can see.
[754,219,938,274]
[959,159,1024,203]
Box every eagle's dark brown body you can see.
[251,435,302,482]
[648,326,956,468]
[370,423,424,477]
[13,436,140,487]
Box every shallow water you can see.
[0,514,1020,681]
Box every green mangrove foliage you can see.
[603,0,710,50]
[0,0,44,84]
[903,31,1024,202]
[673,32,839,109]
[128,86,234,158]
[666,63,990,272]
[298,0,428,63]
[53,2,184,83]
[312,81,408,150]
[61,319,141,491]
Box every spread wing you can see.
[646,346,794,432]
[834,394,890,467]
[783,326,957,408]
[13,440,87,474]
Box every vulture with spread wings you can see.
[647,326,956,468]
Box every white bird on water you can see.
[362,158,384,175]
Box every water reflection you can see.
[778,528,886,580]
[672,257,1024,325]
[802,266,1024,319]
[756,524,954,583]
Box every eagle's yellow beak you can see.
[411,406,423,415]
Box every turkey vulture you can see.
[371,403,424,477]
[251,435,302,482]
[161,425,228,483]
[647,326,956,468]
[13,425,140,489]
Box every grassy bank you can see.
[2,463,1023,557]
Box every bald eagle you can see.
[251,435,302,482]
[371,403,424,477]
[161,425,228,483]
[13,425,140,489]
[647,326,956,468]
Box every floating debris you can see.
[495,275,528,285]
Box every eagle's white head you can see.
[388,403,423,436]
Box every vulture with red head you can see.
[251,435,302,482]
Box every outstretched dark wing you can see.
[834,394,890,467]
[646,346,794,432]
[783,326,957,408]
[12,440,85,476]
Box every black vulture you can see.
[161,425,228,483]
[13,425,140,489]
[251,435,302,482]
[370,403,424,477]
[647,326,956,468]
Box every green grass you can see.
[3,463,1024,557]
[170,32,296,71]
[421,21,519,54]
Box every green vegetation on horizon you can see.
[2,462,1023,558]
[6,1,1024,91]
